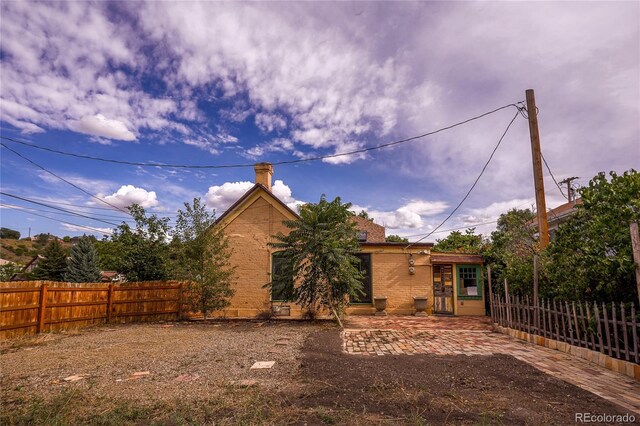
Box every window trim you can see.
[456,264,483,300]
[351,253,373,305]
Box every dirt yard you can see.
[0,321,632,425]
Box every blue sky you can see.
[1,1,638,242]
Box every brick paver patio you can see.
[343,315,640,415]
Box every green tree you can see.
[0,227,20,239]
[32,240,68,281]
[484,209,538,296]
[433,228,484,253]
[546,170,640,302]
[172,198,235,319]
[98,205,170,281]
[65,235,102,283]
[269,196,364,327]
[357,210,373,221]
[0,263,21,281]
[386,234,409,243]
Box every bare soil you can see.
[0,322,634,425]
[298,329,632,425]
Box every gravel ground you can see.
[1,321,328,407]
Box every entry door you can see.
[433,265,454,314]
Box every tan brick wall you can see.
[217,196,292,317]
[215,194,482,318]
[348,250,433,316]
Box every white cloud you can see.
[98,185,159,209]
[205,179,304,214]
[352,199,449,230]
[205,181,254,213]
[61,223,113,235]
[69,114,136,141]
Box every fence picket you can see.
[612,303,620,359]
[631,304,638,364]
[602,303,612,356]
[572,302,581,346]
[585,302,596,351]
[594,303,605,354]
[554,300,561,342]
[621,302,629,361]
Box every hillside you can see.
[0,239,74,265]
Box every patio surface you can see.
[343,315,640,415]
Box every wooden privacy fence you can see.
[490,294,639,364]
[0,281,184,339]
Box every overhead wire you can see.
[1,203,114,235]
[405,109,522,249]
[0,102,524,169]
[0,192,122,226]
[541,152,569,200]
[0,142,132,214]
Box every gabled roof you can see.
[215,183,300,227]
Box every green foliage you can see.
[483,209,538,296]
[546,170,640,302]
[433,228,484,254]
[172,198,235,319]
[0,263,21,281]
[386,234,409,243]
[269,195,364,325]
[63,236,71,242]
[357,210,373,221]
[65,235,102,283]
[97,205,170,282]
[0,227,20,239]
[32,240,68,281]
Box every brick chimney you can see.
[254,163,273,191]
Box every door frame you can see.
[433,264,454,315]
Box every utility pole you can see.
[559,176,579,202]
[526,89,549,249]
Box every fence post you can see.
[106,284,114,323]
[177,283,184,320]
[36,283,48,333]
[487,265,493,322]
[533,254,539,334]
[504,278,511,325]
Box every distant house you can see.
[210,163,484,318]
[9,255,44,281]
[100,271,126,283]
[547,198,582,240]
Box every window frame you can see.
[456,264,483,300]
[350,253,373,304]
[270,251,289,302]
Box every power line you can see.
[0,142,131,214]
[0,102,524,169]
[405,109,522,248]
[13,195,178,217]
[541,152,569,200]
[1,203,114,235]
[0,192,121,226]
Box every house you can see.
[9,255,44,281]
[547,198,582,240]
[214,163,485,318]
[100,271,126,283]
